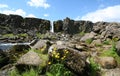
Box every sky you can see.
[0,0,120,22]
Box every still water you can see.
[0,43,30,51]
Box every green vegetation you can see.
[36,33,44,39]
[2,33,29,38]
[112,37,119,42]
[10,69,19,76]
[18,33,28,37]
[100,42,120,65]
[103,40,111,45]
[79,31,85,36]
[46,63,73,76]
[85,38,93,44]
[3,34,15,38]
[10,67,40,76]
[46,48,73,76]
[29,49,48,68]
[89,57,100,76]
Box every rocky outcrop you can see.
[0,13,50,43]
[0,13,50,35]
[53,20,63,32]
[53,17,94,34]
[93,22,120,40]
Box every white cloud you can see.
[77,5,120,22]
[0,9,36,18]
[43,14,49,17]
[0,4,8,8]
[75,16,81,20]
[0,9,26,16]
[27,14,36,17]
[27,0,50,9]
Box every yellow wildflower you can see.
[53,47,57,51]
[57,53,60,55]
[65,51,69,54]
[52,51,56,55]
[55,55,60,58]
[64,49,67,52]
[61,57,64,60]
[48,62,51,64]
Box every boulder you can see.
[48,44,89,75]
[91,39,102,46]
[31,39,51,54]
[16,51,44,70]
[96,57,117,69]
[80,32,96,42]
[7,44,30,63]
[101,68,120,76]
[116,41,120,56]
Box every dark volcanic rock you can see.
[63,17,75,34]
[53,17,93,34]
[24,18,50,33]
[74,20,93,33]
[0,49,9,68]
[93,22,120,40]
[93,22,109,34]
[0,13,50,35]
[53,20,63,32]
[48,44,89,75]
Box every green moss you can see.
[18,33,28,37]
[85,38,93,44]
[30,49,49,67]
[100,42,120,65]
[112,37,119,42]
[3,34,14,38]
[103,40,111,45]
[36,33,44,39]
[10,67,40,76]
[89,57,100,76]
[79,31,85,36]
[95,43,102,47]
[10,69,20,76]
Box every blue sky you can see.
[0,0,120,22]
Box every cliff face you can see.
[54,17,120,39]
[0,13,50,35]
[53,17,94,34]
[0,13,120,43]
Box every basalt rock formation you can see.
[0,13,50,43]
[0,13,50,34]
[53,17,94,34]
[54,17,120,40]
